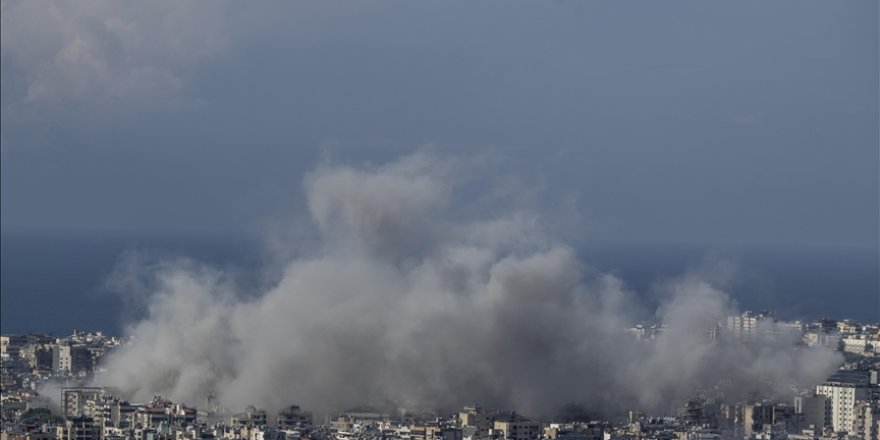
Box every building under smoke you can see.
[93,154,844,417]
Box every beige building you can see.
[52,345,72,374]
[854,401,879,440]
[65,417,100,440]
[460,406,492,437]
[493,416,539,440]
[843,337,870,356]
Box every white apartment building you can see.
[726,311,783,341]
[816,371,874,434]
[727,313,760,340]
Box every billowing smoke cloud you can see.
[97,153,841,416]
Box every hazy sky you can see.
[2,0,877,248]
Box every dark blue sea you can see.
[1,233,877,335]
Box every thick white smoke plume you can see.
[98,153,841,416]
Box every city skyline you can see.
[1,2,878,440]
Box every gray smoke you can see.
[97,153,841,416]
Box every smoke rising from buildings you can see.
[96,153,842,416]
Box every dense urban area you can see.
[2,312,879,440]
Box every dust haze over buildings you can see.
[95,153,843,416]
[0,0,877,420]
